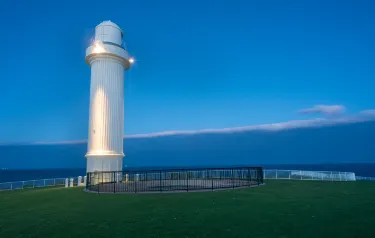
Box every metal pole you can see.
[186,170,189,192]
[232,168,234,189]
[248,168,251,186]
[135,172,137,193]
[101,172,103,193]
[160,170,162,192]
[113,172,116,193]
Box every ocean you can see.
[1,163,375,183]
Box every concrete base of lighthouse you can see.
[86,154,123,185]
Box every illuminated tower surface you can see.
[85,21,131,173]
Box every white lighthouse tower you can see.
[85,21,131,174]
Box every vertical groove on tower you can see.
[87,58,125,156]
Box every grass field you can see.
[1,180,375,238]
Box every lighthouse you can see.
[85,21,131,174]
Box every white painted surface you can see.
[95,21,123,45]
[65,178,69,188]
[78,176,82,186]
[69,178,74,187]
[85,21,131,173]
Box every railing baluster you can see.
[186,169,189,192]
[113,172,116,194]
[232,168,234,189]
[248,168,251,186]
[160,170,162,192]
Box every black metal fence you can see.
[86,167,263,193]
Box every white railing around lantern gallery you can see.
[0,176,87,191]
[263,169,357,181]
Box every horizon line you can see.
[1,111,375,146]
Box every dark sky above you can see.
[1,0,374,143]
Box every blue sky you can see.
[1,0,374,143]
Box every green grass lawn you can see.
[1,180,375,238]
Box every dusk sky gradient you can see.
[1,0,374,143]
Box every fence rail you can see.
[0,177,82,191]
[86,167,264,193]
[0,178,67,191]
[263,169,357,181]
[355,176,375,181]
[1,169,375,192]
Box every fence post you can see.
[113,172,116,193]
[289,170,291,180]
[44,179,46,187]
[85,174,88,189]
[70,178,74,187]
[263,170,266,179]
[232,168,235,189]
[84,176,87,187]
[78,176,82,186]
[22,181,24,189]
[300,170,302,180]
[33,180,35,188]
[186,170,189,192]
[10,183,13,190]
[101,172,103,192]
[211,170,214,190]
[276,169,278,179]
[54,178,56,186]
[160,170,162,192]
[248,168,251,186]
[135,172,138,193]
